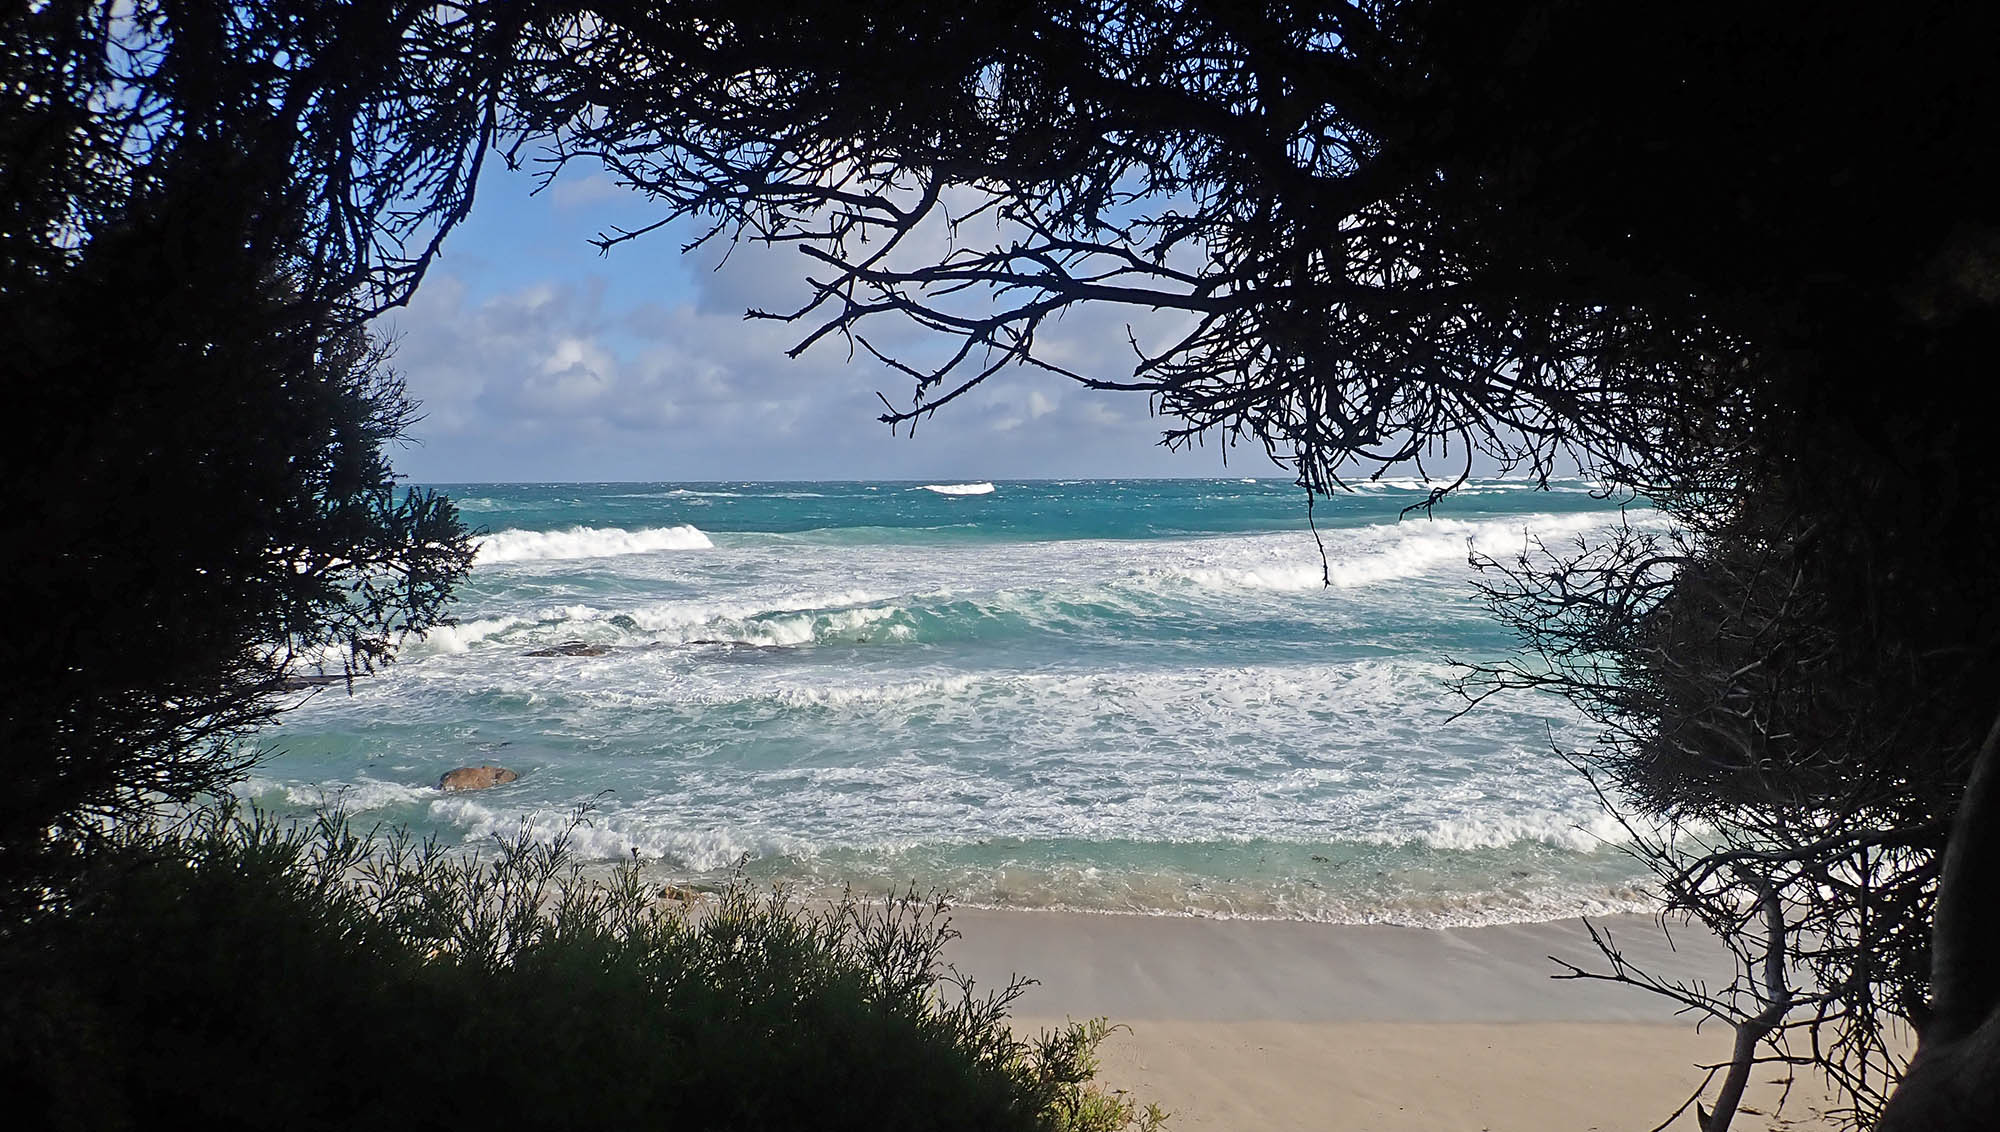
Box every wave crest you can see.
[475,524,713,563]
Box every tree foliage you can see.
[0,807,1163,1131]
[0,0,496,876]
[478,1,2000,1125]
[498,0,1729,495]
[9,0,1999,1123]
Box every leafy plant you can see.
[0,804,1163,1132]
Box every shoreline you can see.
[943,907,1869,1130]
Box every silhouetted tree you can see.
[16,1,1989,1122]
[0,0,500,883]
[1463,455,1989,1126]
[479,1,2000,1125]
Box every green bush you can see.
[0,807,1164,1132]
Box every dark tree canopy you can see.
[492,0,1991,486]
[0,0,495,876]
[7,0,1999,1124]
[478,1,2000,1124]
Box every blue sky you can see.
[382,167,1254,483]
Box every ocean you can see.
[242,477,1658,926]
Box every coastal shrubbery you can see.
[0,808,1163,1132]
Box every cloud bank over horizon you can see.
[379,174,1259,484]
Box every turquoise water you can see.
[245,478,1657,925]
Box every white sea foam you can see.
[411,615,533,655]
[430,797,812,872]
[383,591,932,659]
[673,605,913,648]
[920,482,996,495]
[415,772,1652,927]
[1336,475,1621,498]
[1388,812,1631,853]
[1349,475,1445,492]
[273,778,435,812]
[254,481,1661,927]
[942,886,1659,929]
[474,524,713,563]
[617,590,898,632]
[1159,512,1613,592]
[764,674,985,708]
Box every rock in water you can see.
[438,765,519,791]
[525,640,610,657]
[275,673,357,691]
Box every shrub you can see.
[0,807,1164,1132]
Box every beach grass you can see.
[0,806,1160,1131]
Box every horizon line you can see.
[409,473,1591,487]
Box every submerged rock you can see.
[438,765,519,791]
[275,673,356,691]
[525,640,610,657]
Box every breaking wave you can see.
[253,478,1661,926]
[474,524,713,563]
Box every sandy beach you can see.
[946,909,1869,1131]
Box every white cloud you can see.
[378,226,1254,482]
[547,173,631,211]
